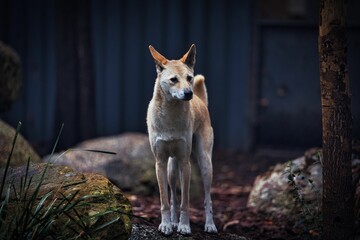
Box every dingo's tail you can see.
[194,74,208,106]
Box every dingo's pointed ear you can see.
[149,45,168,72]
[180,44,196,69]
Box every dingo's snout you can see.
[183,89,193,101]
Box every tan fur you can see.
[193,74,208,106]
[147,44,217,235]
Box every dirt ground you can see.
[125,149,322,240]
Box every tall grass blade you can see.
[39,197,58,223]
[22,157,31,195]
[93,217,120,233]
[50,123,64,157]
[0,121,21,197]
[0,180,12,218]
[78,149,116,155]
[50,148,116,165]
[18,157,30,199]
[32,191,53,219]
[27,123,64,222]
[63,211,87,235]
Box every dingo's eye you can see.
[187,76,193,82]
[170,77,178,83]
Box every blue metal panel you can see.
[143,0,165,49]
[122,0,144,132]
[258,26,322,147]
[143,0,165,123]
[43,0,56,142]
[226,0,253,150]
[104,0,123,134]
[205,0,227,147]
[164,0,185,55]
[25,0,45,141]
[12,0,360,151]
[91,0,107,135]
[92,0,124,135]
[1,0,27,129]
[188,0,206,74]
[0,0,255,151]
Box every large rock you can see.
[0,163,132,239]
[0,120,42,167]
[247,148,360,218]
[0,41,22,112]
[44,133,156,194]
[45,133,201,196]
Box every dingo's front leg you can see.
[177,159,191,235]
[168,157,179,229]
[155,157,172,235]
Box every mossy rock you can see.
[0,119,41,167]
[0,163,132,239]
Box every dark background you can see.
[1,0,360,155]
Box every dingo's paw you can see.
[158,222,173,235]
[204,223,217,233]
[170,207,178,229]
[177,223,191,235]
[171,221,178,229]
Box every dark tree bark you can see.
[319,0,354,239]
[55,0,96,149]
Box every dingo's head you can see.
[149,44,196,101]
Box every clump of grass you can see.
[0,122,129,239]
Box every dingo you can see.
[146,44,217,235]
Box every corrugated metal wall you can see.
[257,24,360,148]
[0,0,253,152]
[1,0,359,153]
[0,0,57,152]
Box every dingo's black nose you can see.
[183,90,193,100]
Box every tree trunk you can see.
[319,0,354,239]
